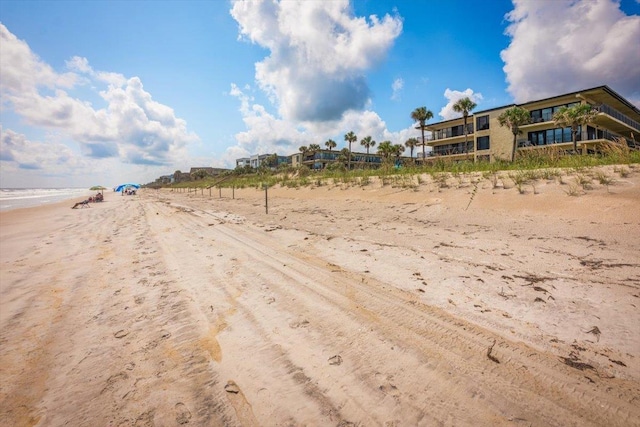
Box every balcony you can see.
[429,141,475,156]
[430,124,475,141]
[517,128,637,151]
[595,103,640,133]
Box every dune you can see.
[1,165,639,426]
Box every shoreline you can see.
[1,165,639,426]
[0,188,95,212]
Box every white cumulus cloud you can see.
[501,0,640,105]
[0,126,90,175]
[221,83,420,165]
[438,88,484,121]
[0,23,198,168]
[222,1,414,164]
[230,0,402,122]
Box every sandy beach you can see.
[1,165,639,426]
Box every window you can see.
[476,136,490,150]
[433,141,469,155]
[529,126,575,145]
[554,128,563,143]
[476,115,489,131]
[530,102,582,123]
[545,129,555,144]
[531,110,543,123]
[530,132,540,145]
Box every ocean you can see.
[0,188,94,212]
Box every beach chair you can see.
[71,200,91,209]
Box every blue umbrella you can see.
[115,183,141,192]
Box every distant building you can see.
[173,171,192,183]
[296,149,413,170]
[250,154,269,168]
[274,155,291,167]
[241,149,414,170]
[290,152,303,168]
[236,154,290,169]
[236,158,250,168]
[425,85,639,162]
[189,167,227,177]
[157,175,173,184]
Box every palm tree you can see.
[264,153,278,168]
[344,131,357,170]
[411,107,434,161]
[360,136,376,154]
[338,147,350,166]
[377,140,394,162]
[393,144,405,163]
[304,144,321,168]
[553,104,599,154]
[298,146,309,168]
[404,137,419,158]
[497,106,531,162]
[452,97,477,155]
[325,139,337,151]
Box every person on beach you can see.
[71,200,90,209]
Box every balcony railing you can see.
[431,124,474,141]
[596,103,640,132]
[432,141,474,156]
[517,129,635,148]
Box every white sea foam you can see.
[0,188,93,211]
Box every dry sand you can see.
[1,165,639,426]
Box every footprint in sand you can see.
[175,402,192,424]
[224,381,260,425]
[289,319,309,329]
[224,381,240,394]
[328,355,343,365]
[114,330,129,339]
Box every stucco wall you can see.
[487,109,515,161]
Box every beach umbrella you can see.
[90,185,108,194]
[115,183,141,192]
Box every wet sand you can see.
[1,165,639,426]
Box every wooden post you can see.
[232,186,235,199]
[219,187,222,198]
[264,184,268,214]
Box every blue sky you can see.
[1,0,639,188]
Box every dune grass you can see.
[170,140,638,192]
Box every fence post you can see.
[264,184,268,214]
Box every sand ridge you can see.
[1,165,639,426]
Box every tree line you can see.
[262,99,602,172]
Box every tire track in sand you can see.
[148,198,640,427]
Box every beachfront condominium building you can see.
[235,154,290,169]
[424,85,640,162]
[294,149,385,170]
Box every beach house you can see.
[424,85,640,162]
